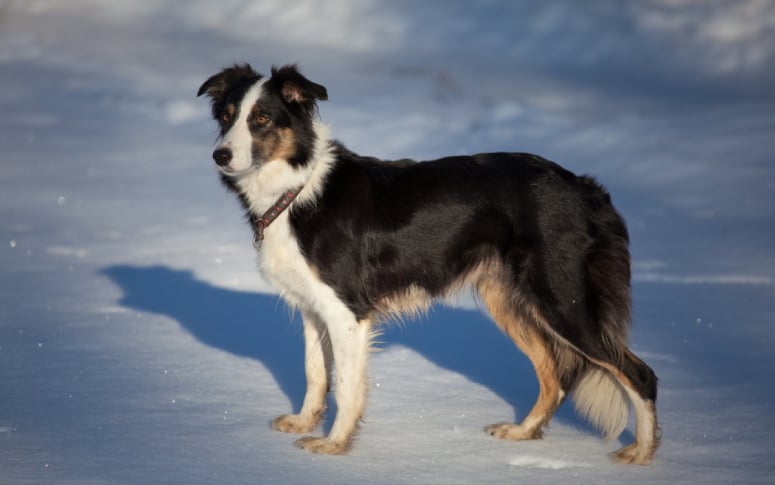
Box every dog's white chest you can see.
[256,216,317,308]
[256,215,354,326]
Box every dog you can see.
[197,64,660,464]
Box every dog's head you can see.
[197,64,328,176]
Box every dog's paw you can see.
[609,443,654,465]
[485,422,543,441]
[271,414,319,434]
[295,436,349,455]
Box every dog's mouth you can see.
[216,162,261,178]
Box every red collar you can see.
[253,187,303,248]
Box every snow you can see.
[1,1,774,483]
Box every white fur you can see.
[218,79,266,174]
[233,122,332,215]
[295,312,330,423]
[230,120,369,449]
[271,311,331,433]
[295,123,335,206]
[571,367,629,440]
[621,386,658,461]
[258,206,371,448]
[230,121,337,309]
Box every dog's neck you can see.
[234,122,334,217]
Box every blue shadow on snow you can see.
[101,264,591,433]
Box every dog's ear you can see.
[197,64,260,103]
[271,64,328,105]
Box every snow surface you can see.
[2,2,774,484]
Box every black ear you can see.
[271,64,328,105]
[197,64,261,102]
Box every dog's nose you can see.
[212,148,232,166]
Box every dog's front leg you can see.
[296,314,372,455]
[272,311,331,433]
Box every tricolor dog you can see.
[197,64,659,464]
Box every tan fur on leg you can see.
[478,276,564,441]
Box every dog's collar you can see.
[253,187,303,249]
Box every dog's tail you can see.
[570,365,629,439]
[569,180,632,439]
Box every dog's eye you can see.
[255,114,270,125]
[220,112,231,124]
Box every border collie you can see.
[197,64,659,464]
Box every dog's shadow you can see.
[101,264,591,433]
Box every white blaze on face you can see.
[219,78,266,173]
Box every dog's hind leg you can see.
[478,277,570,441]
[586,350,660,465]
[295,308,373,455]
[272,311,332,434]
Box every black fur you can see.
[290,144,641,376]
[197,64,659,460]
[197,64,262,123]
